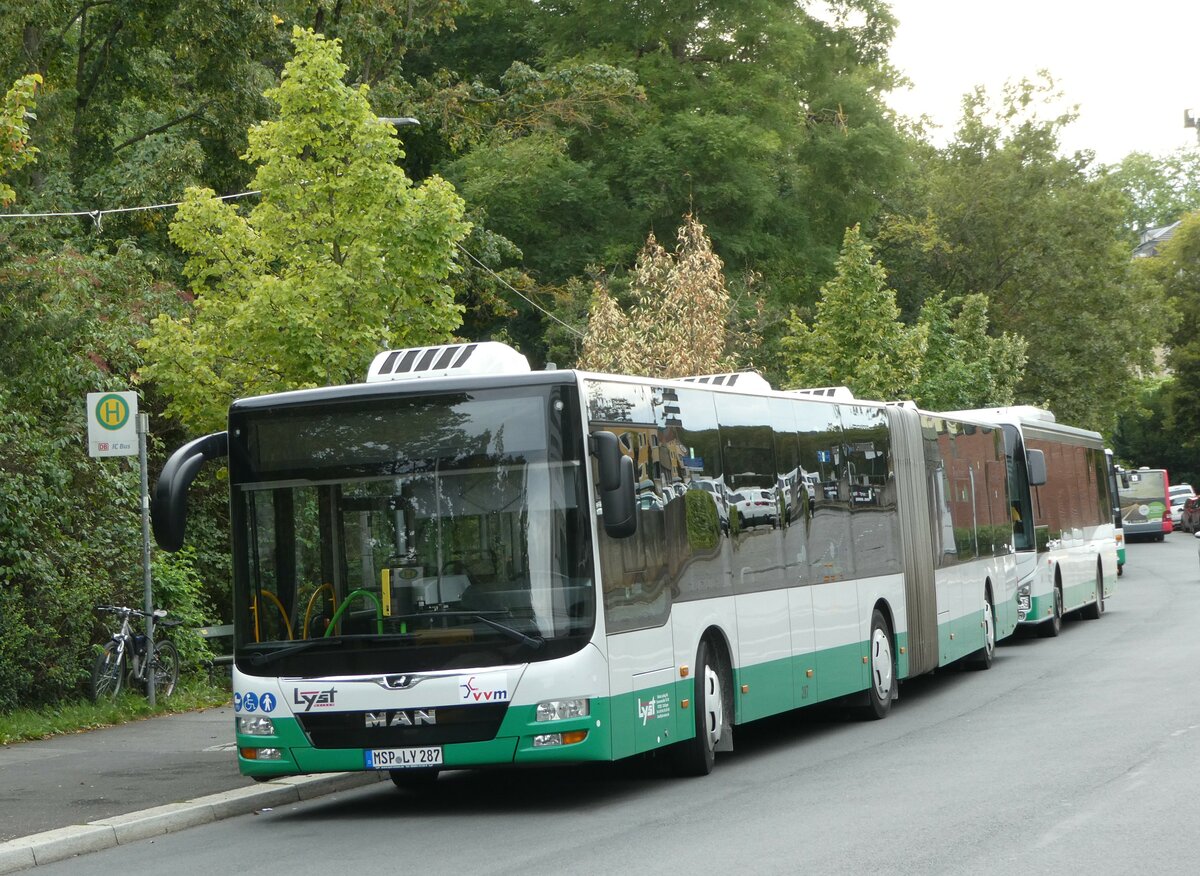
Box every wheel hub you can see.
[871,627,893,699]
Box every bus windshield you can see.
[228,384,594,676]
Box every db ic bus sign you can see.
[87,391,138,457]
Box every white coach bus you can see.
[941,406,1117,635]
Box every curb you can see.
[0,772,385,874]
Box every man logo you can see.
[364,709,437,728]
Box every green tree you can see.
[0,72,41,204]
[875,76,1167,431]
[1141,210,1200,442]
[0,0,281,249]
[913,293,1027,410]
[394,0,906,360]
[1098,148,1200,236]
[141,29,471,433]
[0,242,187,708]
[781,225,923,400]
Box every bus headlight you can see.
[536,698,590,722]
[238,715,275,736]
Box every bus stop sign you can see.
[87,391,138,457]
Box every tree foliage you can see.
[0,73,41,204]
[0,242,194,708]
[912,293,1027,410]
[579,214,734,377]
[781,225,924,400]
[875,76,1167,431]
[1139,211,1200,446]
[141,29,471,433]
[1098,148,1200,236]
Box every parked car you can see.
[731,488,778,529]
[1181,496,1200,533]
[1171,492,1190,527]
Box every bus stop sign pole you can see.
[138,412,155,706]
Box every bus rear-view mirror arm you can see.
[590,430,637,538]
[151,431,229,552]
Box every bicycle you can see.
[90,605,181,701]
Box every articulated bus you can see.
[1118,467,1171,542]
[153,342,1018,782]
[941,407,1117,636]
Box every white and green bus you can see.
[942,406,1117,635]
[153,343,1018,781]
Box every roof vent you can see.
[366,341,530,383]
[677,372,772,392]
[785,386,856,401]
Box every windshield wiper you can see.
[469,613,545,650]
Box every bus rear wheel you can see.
[671,638,725,776]
[862,609,895,719]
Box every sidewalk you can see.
[0,705,382,873]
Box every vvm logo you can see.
[94,394,130,431]
[459,675,509,703]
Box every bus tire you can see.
[1040,584,1064,638]
[967,592,995,670]
[863,609,895,719]
[671,638,724,777]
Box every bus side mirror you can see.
[1026,448,1047,487]
[590,431,637,538]
[152,431,228,552]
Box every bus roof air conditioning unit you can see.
[366,341,531,383]
[677,372,773,392]
[785,386,856,401]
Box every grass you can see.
[0,676,232,745]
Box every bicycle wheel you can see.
[90,642,125,701]
[151,640,180,698]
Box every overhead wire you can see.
[0,190,262,230]
[455,242,585,339]
[0,190,587,337]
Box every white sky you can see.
[884,1,1200,165]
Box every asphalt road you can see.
[0,705,249,843]
[25,535,1200,875]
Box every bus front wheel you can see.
[671,639,725,777]
[967,593,995,671]
[1040,585,1064,638]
